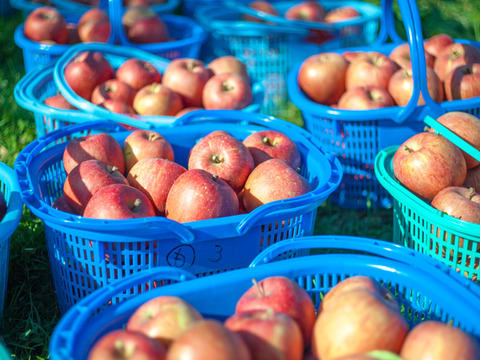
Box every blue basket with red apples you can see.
[0,162,23,328]
[50,0,180,16]
[13,110,342,314]
[287,0,480,210]
[48,235,480,360]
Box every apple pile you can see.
[297,33,480,110]
[60,50,254,116]
[86,274,480,360]
[53,125,310,222]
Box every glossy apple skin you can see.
[324,6,361,23]
[242,130,301,169]
[44,94,77,110]
[126,295,203,348]
[63,132,125,175]
[91,79,137,107]
[207,56,249,80]
[202,73,253,110]
[312,288,408,360]
[464,164,480,192]
[100,99,135,114]
[128,158,186,216]
[424,33,455,58]
[122,6,157,30]
[63,159,129,215]
[87,329,166,360]
[433,43,480,81]
[431,186,480,224]
[298,52,349,105]
[51,195,75,214]
[392,131,467,201]
[77,8,111,43]
[83,183,156,219]
[133,83,184,116]
[116,58,162,91]
[345,52,398,91]
[242,0,279,23]
[127,16,169,44]
[188,134,254,193]
[284,1,326,22]
[166,319,251,360]
[444,63,480,101]
[165,169,239,223]
[24,6,68,44]
[337,86,395,110]
[225,309,304,360]
[400,321,480,360]
[235,275,316,348]
[428,111,480,169]
[388,42,434,69]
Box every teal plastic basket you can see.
[375,115,480,284]
[48,236,480,360]
[0,342,11,360]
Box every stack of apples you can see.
[87,274,480,360]
[53,125,310,223]
[297,33,480,110]
[58,50,254,116]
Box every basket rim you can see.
[0,162,23,243]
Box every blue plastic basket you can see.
[14,111,342,314]
[8,0,83,18]
[288,0,480,210]
[0,0,14,16]
[48,235,480,360]
[0,342,11,360]
[194,1,381,116]
[0,163,23,327]
[50,43,263,128]
[50,0,180,16]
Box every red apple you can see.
[123,129,174,174]
[343,51,362,63]
[297,52,349,105]
[444,63,480,101]
[464,164,480,192]
[242,159,311,212]
[127,15,169,44]
[99,99,135,114]
[388,42,434,69]
[242,130,301,169]
[392,131,467,201]
[202,73,253,110]
[337,86,395,110]
[235,276,316,348]
[428,111,480,169]
[51,195,75,214]
[207,56,249,80]
[284,1,326,22]
[66,23,81,45]
[224,309,304,360]
[162,58,213,108]
[165,169,239,223]
[431,186,480,225]
[63,132,125,175]
[127,158,186,216]
[24,6,68,44]
[91,79,137,107]
[44,93,77,110]
[188,133,254,193]
[242,1,279,23]
[83,183,156,219]
[345,51,398,91]
[166,319,251,360]
[63,159,129,215]
[424,33,455,58]
[132,83,183,116]
[388,66,444,106]
[88,329,166,360]
[64,51,114,101]
[433,43,480,82]
[116,58,162,91]
[77,8,111,43]
[175,107,203,117]
[400,321,480,360]
[312,288,408,360]
[324,6,361,23]
[126,295,203,348]
[122,5,157,31]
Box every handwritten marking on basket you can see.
[167,245,195,268]
[208,245,223,263]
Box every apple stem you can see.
[212,174,219,181]
[211,154,223,164]
[107,165,118,173]
[148,133,158,141]
[262,136,273,146]
[447,318,454,326]
[133,199,142,208]
[222,82,233,92]
[423,126,431,132]
[403,145,414,153]
[469,187,476,200]
[451,49,461,59]
[252,278,265,297]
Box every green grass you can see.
[0,1,477,359]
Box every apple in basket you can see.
[51,195,75,214]
[66,23,81,45]
[242,130,301,169]
[337,86,395,110]
[324,6,361,23]
[444,63,480,101]
[207,55,249,81]
[224,309,304,360]
[64,51,114,101]
[424,33,455,58]
[431,186,480,226]
[88,329,166,360]
[83,183,156,219]
[188,132,254,193]
[392,131,467,201]
[165,169,239,223]
[433,43,480,82]
[162,58,213,108]
[388,66,444,106]
[127,295,203,349]
[202,73,253,110]
[116,58,162,91]
[400,320,480,360]
[77,8,111,44]
[297,52,349,105]
[464,164,480,193]
[23,6,68,44]
[284,1,326,22]
[128,158,186,216]
[235,276,316,348]
[123,129,174,174]
[242,0,280,23]
[127,14,169,44]
[63,132,125,175]
[91,79,137,107]
[166,319,251,360]
[99,99,135,114]
[175,107,203,117]
[0,191,6,222]
[133,83,184,116]
[43,93,78,110]
[388,42,435,70]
